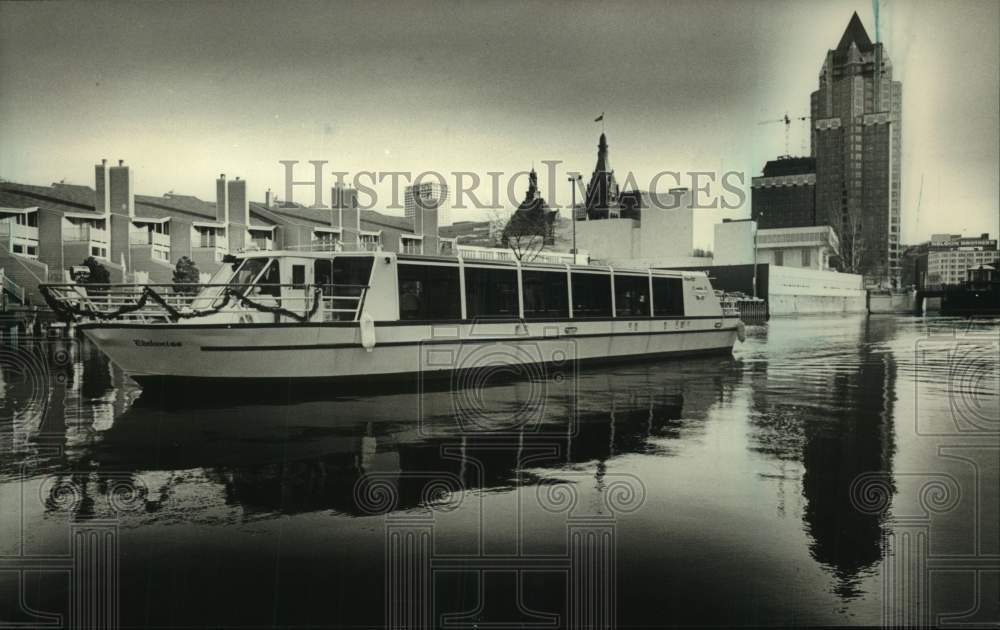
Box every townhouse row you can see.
[1,159,462,301]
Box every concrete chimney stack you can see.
[94,158,110,215]
[413,196,440,255]
[226,177,249,252]
[108,160,134,217]
[107,160,134,268]
[215,174,228,224]
[335,185,360,248]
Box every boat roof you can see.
[235,249,702,278]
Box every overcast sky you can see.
[1,0,997,246]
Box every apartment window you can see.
[465,267,518,319]
[398,263,461,321]
[360,233,382,251]
[614,274,650,317]
[571,272,612,318]
[400,237,422,255]
[522,270,568,319]
[652,277,684,316]
[313,231,341,251]
[802,249,811,267]
[774,251,784,266]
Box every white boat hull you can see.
[81,317,740,383]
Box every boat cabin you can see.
[205,250,723,324]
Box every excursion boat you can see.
[41,249,744,388]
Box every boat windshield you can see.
[229,258,269,295]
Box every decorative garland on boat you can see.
[228,288,324,323]
[40,285,324,324]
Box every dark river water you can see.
[1,315,998,628]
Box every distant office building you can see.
[929,233,998,251]
[751,156,816,229]
[584,133,621,220]
[404,181,451,226]
[926,232,999,286]
[812,12,902,287]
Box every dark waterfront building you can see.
[751,156,817,229]
[584,133,622,219]
[812,12,902,287]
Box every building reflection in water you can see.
[746,317,897,599]
[2,323,900,608]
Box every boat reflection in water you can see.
[3,315,995,627]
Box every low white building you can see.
[713,221,839,271]
[698,219,864,315]
[754,225,839,271]
[573,188,711,268]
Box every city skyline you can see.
[1,0,997,245]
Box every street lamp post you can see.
[752,212,761,299]
[568,174,582,262]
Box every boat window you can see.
[229,258,268,294]
[652,277,684,316]
[614,274,650,317]
[315,256,374,296]
[465,267,518,319]
[257,260,281,298]
[291,264,306,288]
[333,256,374,286]
[571,272,612,318]
[522,270,568,319]
[398,263,461,320]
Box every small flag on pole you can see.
[594,113,604,122]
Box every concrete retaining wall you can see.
[868,291,917,314]
[768,265,866,316]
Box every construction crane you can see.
[758,112,810,156]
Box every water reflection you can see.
[2,317,994,626]
[744,317,898,599]
[3,337,734,519]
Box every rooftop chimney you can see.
[107,160,134,270]
[227,178,249,226]
[335,185,360,248]
[108,160,134,217]
[94,159,110,214]
[216,174,228,223]
[413,196,440,254]
[227,177,249,252]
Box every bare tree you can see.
[501,211,547,262]
[486,209,509,248]
[839,207,867,276]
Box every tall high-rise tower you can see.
[404,181,451,226]
[812,12,902,287]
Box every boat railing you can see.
[40,283,370,324]
[717,290,766,324]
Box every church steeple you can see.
[525,167,540,202]
[594,132,611,174]
[584,132,620,219]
